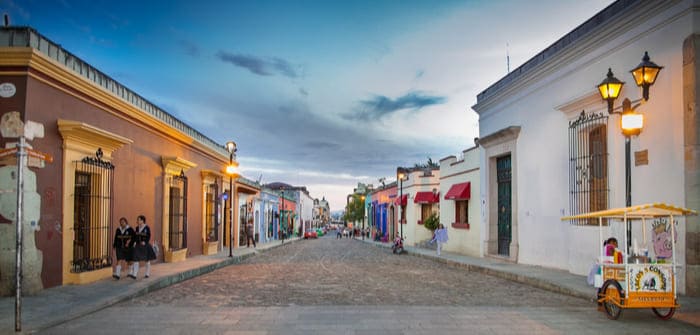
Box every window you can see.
[205,183,218,242]
[71,151,114,273]
[421,204,432,222]
[169,172,188,250]
[239,204,248,246]
[268,208,274,238]
[400,205,406,223]
[455,200,468,223]
[568,112,609,225]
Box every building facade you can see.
[0,27,247,290]
[472,0,699,294]
[259,188,280,242]
[399,167,440,247]
[370,182,397,241]
[439,146,481,257]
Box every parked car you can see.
[304,231,318,239]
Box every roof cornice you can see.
[472,0,681,114]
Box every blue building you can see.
[258,188,280,242]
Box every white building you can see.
[299,189,314,234]
[399,167,440,247]
[314,197,331,228]
[439,146,481,257]
[472,0,699,294]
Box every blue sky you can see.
[2,0,614,210]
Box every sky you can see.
[2,0,614,212]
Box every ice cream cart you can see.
[562,203,697,320]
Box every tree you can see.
[413,157,439,169]
[423,213,440,232]
[343,194,366,223]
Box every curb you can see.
[31,239,299,333]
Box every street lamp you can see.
[361,195,366,240]
[397,167,407,239]
[225,141,239,258]
[598,68,624,114]
[597,51,660,253]
[367,202,372,240]
[621,98,643,209]
[630,51,663,101]
[281,190,285,240]
[346,194,353,228]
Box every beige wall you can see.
[401,168,439,246]
[439,146,481,257]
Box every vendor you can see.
[605,237,618,256]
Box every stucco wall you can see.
[473,1,696,293]
[2,53,231,288]
[402,169,439,246]
[439,147,481,257]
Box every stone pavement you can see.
[358,238,700,327]
[2,235,699,334]
[0,238,300,334]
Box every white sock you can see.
[145,262,151,276]
[132,263,140,276]
[115,265,121,276]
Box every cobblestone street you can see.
[41,235,700,334]
[130,235,587,308]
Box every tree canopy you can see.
[343,193,366,223]
[413,157,439,169]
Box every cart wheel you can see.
[601,280,623,320]
[651,307,675,320]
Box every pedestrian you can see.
[246,218,256,248]
[430,224,449,256]
[336,227,342,239]
[112,217,134,280]
[129,215,156,279]
[279,229,285,244]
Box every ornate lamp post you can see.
[597,51,661,253]
[346,194,353,228]
[225,141,239,257]
[281,189,285,240]
[360,195,366,240]
[397,167,407,239]
[367,202,372,240]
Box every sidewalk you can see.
[0,238,300,334]
[359,238,700,327]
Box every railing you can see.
[71,149,114,273]
[0,27,228,157]
[568,111,610,225]
[169,173,188,250]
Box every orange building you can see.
[0,27,252,290]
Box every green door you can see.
[497,155,512,256]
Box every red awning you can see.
[444,182,471,200]
[393,194,407,206]
[414,191,439,204]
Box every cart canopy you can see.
[561,203,697,221]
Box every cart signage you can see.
[630,264,671,292]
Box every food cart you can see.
[561,203,697,320]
